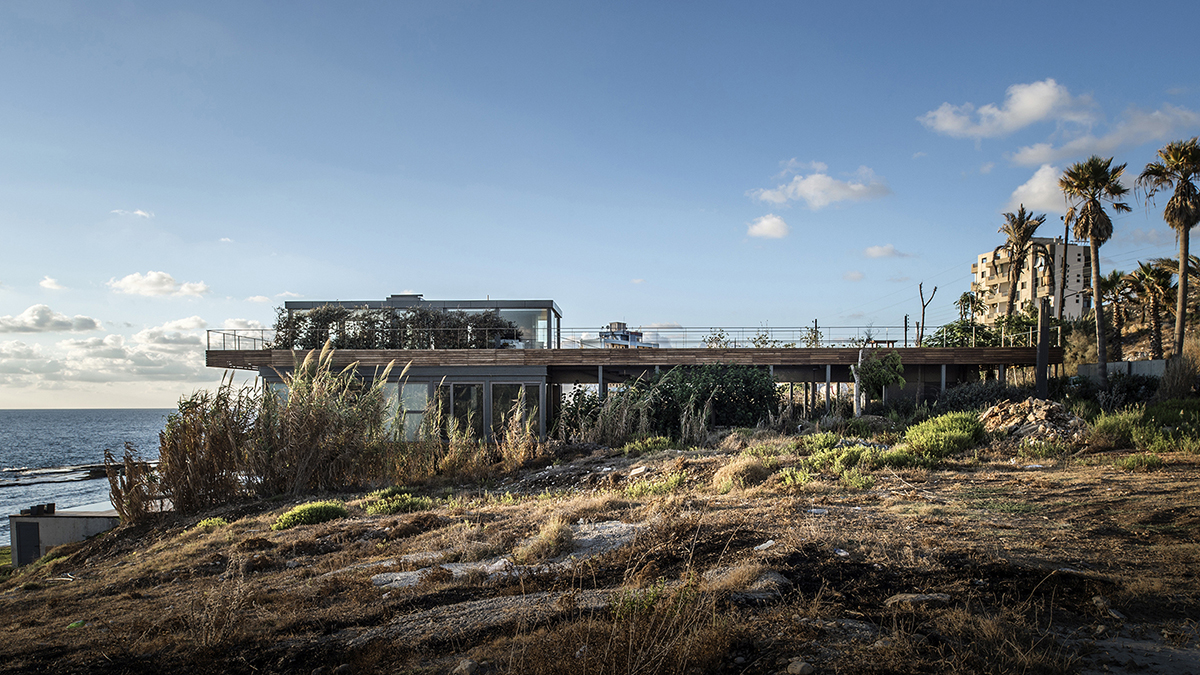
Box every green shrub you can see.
[193,517,229,530]
[1141,398,1200,433]
[367,485,412,501]
[840,467,875,490]
[862,448,937,470]
[1018,438,1072,460]
[271,501,348,530]
[621,436,673,456]
[624,472,687,499]
[776,466,812,488]
[365,493,434,515]
[1088,409,1141,450]
[936,380,1029,413]
[904,412,986,457]
[804,432,839,452]
[1113,453,1164,472]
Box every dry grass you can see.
[512,516,574,565]
[711,456,772,493]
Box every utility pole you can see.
[1057,216,1069,321]
[904,314,909,347]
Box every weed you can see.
[365,493,434,515]
[1018,438,1072,460]
[1114,453,1165,472]
[512,516,574,564]
[1088,409,1141,450]
[622,436,673,457]
[711,457,772,493]
[904,412,986,457]
[777,466,813,488]
[271,501,348,530]
[625,472,687,499]
[840,467,875,490]
[193,517,229,531]
[804,431,839,452]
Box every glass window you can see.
[498,309,549,349]
[452,383,484,438]
[492,383,540,436]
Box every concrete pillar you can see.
[825,364,832,415]
[598,365,606,399]
[999,365,1007,384]
[940,364,947,394]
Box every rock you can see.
[787,661,815,674]
[629,465,650,477]
[451,658,478,674]
[884,592,951,608]
[334,666,352,675]
[978,397,1088,444]
[753,540,776,551]
[734,656,745,664]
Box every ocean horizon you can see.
[0,408,171,547]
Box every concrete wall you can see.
[1077,360,1167,382]
[8,512,120,566]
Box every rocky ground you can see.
[1,426,1198,675]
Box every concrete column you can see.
[598,365,606,399]
[825,364,832,415]
[999,365,1007,384]
[940,364,947,394]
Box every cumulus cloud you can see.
[53,333,208,382]
[980,162,995,174]
[747,214,789,239]
[918,79,1093,139]
[107,271,210,297]
[219,237,233,243]
[1010,104,1200,166]
[162,316,207,331]
[752,163,890,209]
[912,151,927,159]
[843,271,865,282]
[1007,164,1067,214]
[111,209,154,218]
[864,244,910,258]
[222,318,265,329]
[0,305,102,333]
[631,278,645,284]
[246,295,271,303]
[276,291,302,298]
[39,276,65,290]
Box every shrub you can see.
[1113,453,1164,472]
[271,501,348,530]
[840,467,875,490]
[1088,409,1141,450]
[776,466,812,488]
[904,412,986,458]
[651,365,780,434]
[624,472,687,499]
[862,448,937,470]
[622,436,673,456]
[1017,438,1072,459]
[803,432,839,452]
[365,493,434,515]
[194,517,229,530]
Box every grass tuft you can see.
[271,501,347,530]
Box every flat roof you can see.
[284,295,562,316]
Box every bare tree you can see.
[917,283,937,346]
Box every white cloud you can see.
[631,278,645,284]
[162,316,207,331]
[912,151,927,159]
[246,295,271,303]
[752,164,890,209]
[53,333,208,382]
[918,79,1093,139]
[219,237,233,243]
[276,291,302,298]
[887,275,912,283]
[111,209,154,218]
[864,244,910,258]
[1007,164,1067,214]
[0,305,102,333]
[843,271,865,281]
[1010,104,1200,166]
[107,271,210,297]
[980,162,995,174]
[39,276,65,290]
[747,214,789,239]
[222,318,265,329]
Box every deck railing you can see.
[207,324,1055,351]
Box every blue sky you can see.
[1,0,1197,407]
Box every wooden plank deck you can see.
[207,346,1063,371]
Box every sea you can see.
[0,409,170,548]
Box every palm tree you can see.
[1151,254,1200,329]
[955,291,986,322]
[1060,156,1131,389]
[1138,138,1200,357]
[1099,270,1131,361]
[1126,262,1177,360]
[992,205,1048,317]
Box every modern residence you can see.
[971,237,1091,325]
[206,293,1063,440]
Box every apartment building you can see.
[970,237,1092,325]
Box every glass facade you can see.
[491,383,541,436]
[498,309,549,348]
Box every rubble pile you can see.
[978,397,1089,444]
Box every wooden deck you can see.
[207,346,1062,372]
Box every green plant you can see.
[624,472,687,499]
[1113,453,1164,472]
[365,493,434,515]
[271,501,348,530]
[804,432,839,452]
[1088,409,1141,450]
[840,467,875,490]
[904,412,986,458]
[776,466,812,488]
[193,517,229,530]
[622,436,672,456]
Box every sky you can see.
[1,0,1198,408]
